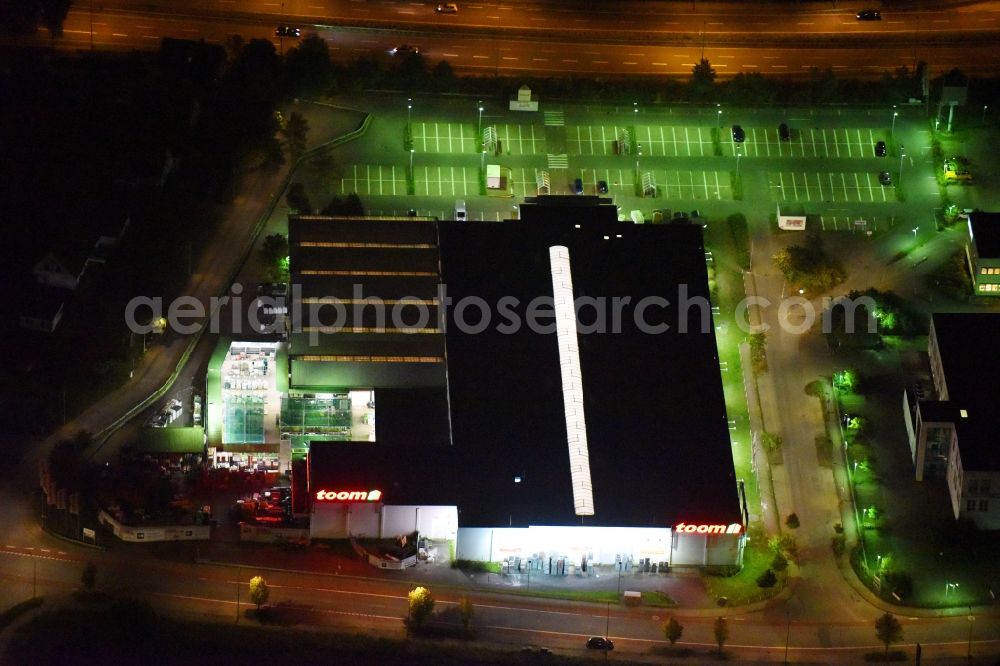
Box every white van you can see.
[455,200,466,220]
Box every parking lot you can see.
[494,124,545,155]
[817,214,891,232]
[767,171,895,203]
[411,122,478,154]
[726,127,885,158]
[567,125,715,157]
[414,165,480,197]
[508,167,733,200]
[339,164,408,195]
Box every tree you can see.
[663,616,683,645]
[771,551,788,572]
[81,562,96,591]
[690,58,716,101]
[713,616,729,654]
[756,569,778,588]
[284,34,333,95]
[286,182,312,214]
[408,586,435,627]
[874,612,903,657]
[259,233,289,282]
[458,595,474,631]
[281,111,309,163]
[750,332,768,374]
[248,575,270,612]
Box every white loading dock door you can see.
[487,164,501,189]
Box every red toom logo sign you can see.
[314,489,383,502]
[674,522,743,535]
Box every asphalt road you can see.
[10,0,1000,77]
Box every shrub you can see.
[771,551,788,572]
[831,534,846,557]
[756,569,778,588]
[785,513,800,529]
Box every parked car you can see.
[436,3,458,12]
[879,171,892,186]
[573,178,584,194]
[856,9,881,20]
[597,179,609,194]
[778,123,790,141]
[945,170,974,183]
[731,125,745,143]
[454,199,466,220]
[586,636,615,651]
[275,25,301,38]
[390,44,420,56]
[875,140,886,157]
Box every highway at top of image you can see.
[15,0,1000,77]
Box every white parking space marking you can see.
[768,171,895,202]
[340,164,407,195]
[724,126,887,158]
[412,122,477,154]
[641,170,733,200]
[496,124,544,155]
[633,126,713,157]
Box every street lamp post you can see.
[983,105,989,125]
[736,148,742,179]
[891,110,899,138]
[912,227,919,239]
[784,609,791,665]
[716,104,722,130]
[477,101,484,139]
[899,145,906,180]
[410,148,415,177]
[407,98,412,133]
[633,101,638,116]
[968,607,975,658]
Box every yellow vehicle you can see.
[944,170,974,183]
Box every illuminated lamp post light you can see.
[549,246,594,516]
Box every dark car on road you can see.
[587,636,614,651]
[275,25,301,38]
[779,123,790,141]
[875,140,886,157]
[879,171,892,186]
[597,179,609,194]
[731,125,745,143]
[390,44,420,56]
[856,9,881,20]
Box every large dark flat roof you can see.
[304,210,742,528]
[969,212,1000,259]
[931,312,1000,471]
[435,216,740,527]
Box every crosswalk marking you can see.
[547,154,568,169]
[543,110,565,127]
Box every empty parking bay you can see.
[637,126,714,157]
[412,122,478,154]
[415,165,479,197]
[493,124,545,155]
[768,171,894,203]
[725,127,884,158]
[340,165,408,196]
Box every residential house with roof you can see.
[903,313,1000,529]
[965,211,1000,295]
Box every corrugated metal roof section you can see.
[290,358,446,389]
[134,427,206,454]
[289,335,445,358]
[290,217,439,245]
[293,247,440,274]
[297,305,442,331]
[295,275,441,301]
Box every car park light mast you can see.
[549,246,595,516]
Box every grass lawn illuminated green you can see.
[701,527,785,606]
